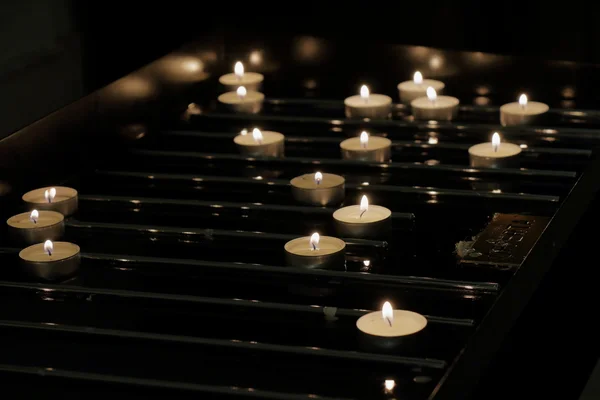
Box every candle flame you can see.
[360,131,369,149]
[360,85,369,101]
[426,86,437,102]
[314,171,323,185]
[237,86,247,99]
[359,195,369,218]
[384,380,396,392]
[382,301,393,326]
[310,232,320,251]
[30,209,39,224]
[492,132,500,152]
[44,240,53,256]
[240,128,248,136]
[519,94,528,107]
[234,61,244,78]
[252,128,263,144]
[45,188,56,203]
[413,71,423,84]
[363,260,370,267]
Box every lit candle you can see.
[344,84,392,119]
[233,128,285,157]
[468,132,522,168]
[6,209,64,245]
[218,61,264,92]
[500,93,549,126]
[333,195,392,238]
[356,301,427,352]
[411,86,459,121]
[217,85,264,114]
[284,232,346,269]
[290,172,345,206]
[397,71,445,105]
[340,131,392,162]
[19,240,81,281]
[22,186,78,216]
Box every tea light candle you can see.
[356,301,427,352]
[333,195,391,238]
[397,71,445,104]
[6,210,64,245]
[344,85,392,119]
[500,94,549,126]
[411,87,459,121]
[19,240,81,281]
[234,128,284,157]
[340,131,392,162]
[468,132,522,168]
[290,172,345,206]
[218,61,264,92]
[218,86,264,114]
[23,186,78,216]
[285,232,346,269]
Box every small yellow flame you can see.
[237,86,247,98]
[413,71,423,84]
[360,195,369,213]
[252,128,263,144]
[363,260,371,267]
[234,61,244,77]
[426,87,437,102]
[360,85,370,100]
[310,232,320,250]
[519,94,528,107]
[360,131,369,148]
[384,380,396,392]
[44,240,53,256]
[492,132,500,152]
[314,171,323,184]
[240,128,248,136]
[30,209,39,223]
[44,188,56,203]
[382,301,393,325]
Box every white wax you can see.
[19,241,80,262]
[22,186,77,205]
[290,173,344,190]
[411,95,460,121]
[468,142,522,159]
[218,90,265,114]
[333,205,391,224]
[340,136,392,152]
[218,72,264,92]
[397,79,445,104]
[344,94,392,119]
[500,101,549,126]
[7,211,63,229]
[234,131,284,147]
[284,236,346,257]
[356,309,427,337]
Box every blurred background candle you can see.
[285,232,346,269]
[397,71,445,104]
[219,61,264,92]
[333,195,391,238]
[356,301,427,352]
[344,85,392,119]
[7,209,64,245]
[290,172,345,206]
[234,128,284,157]
[468,132,522,168]
[500,94,549,126]
[218,85,264,114]
[19,240,80,281]
[411,87,459,121]
[23,186,78,216]
[340,131,392,162]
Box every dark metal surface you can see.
[0,35,599,399]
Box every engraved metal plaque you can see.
[459,213,550,269]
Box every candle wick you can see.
[47,250,52,256]
[360,210,366,218]
[312,243,318,251]
[33,219,37,224]
[386,317,392,327]
[316,180,321,185]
